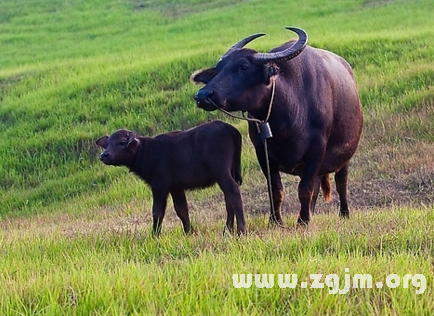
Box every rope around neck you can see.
[205,75,276,124]
[264,75,276,123]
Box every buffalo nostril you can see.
[194,89,213,102]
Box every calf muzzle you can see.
[100,151,112,164]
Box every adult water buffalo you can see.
[192,27,363,226]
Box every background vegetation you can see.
[0,0,433,314]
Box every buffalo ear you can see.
[96,136,109,149]
[264,64,278,84]
[190,67,218,85]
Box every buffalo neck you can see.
[247,76,278,122]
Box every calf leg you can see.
[170,189,193,234]
[217,176,246,235]
[225,205,235,235]
[335,164,350,218]
[151,189,168,236]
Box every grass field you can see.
[1,0,434,314]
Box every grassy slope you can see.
[1,0,433,218]
[1,0,434,314]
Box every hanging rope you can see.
[263,137,275,223]
[205,76,285,228]
[264,75,276,123]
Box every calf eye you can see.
[119,141,127,147]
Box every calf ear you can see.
[126,133,139,150]
[190,67,218,84]
[96,136,109,149]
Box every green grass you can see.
[1,0,433,217]
[1,0,434,314]
[1,208,433,315]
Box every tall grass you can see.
[1,207,433,315]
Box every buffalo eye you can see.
[119,140,127,147]
[240,64,248,72]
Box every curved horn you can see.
[252,27,308,64]
[221,33,266,59]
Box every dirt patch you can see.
[362,0,399,8]
[0,74,27,101]
[128,0,252,18]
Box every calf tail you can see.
[231,127,243,186]
[321,174,332,202]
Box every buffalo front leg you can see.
[297,177,314,226]
[268,173,284,225]
[170,189,193,234]
[151,189,168,236]
[253,142,284,226]
[297,144,326,226]
[335,164,350,218]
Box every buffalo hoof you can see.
[222,225,234,237]
[297,217,309,227]
[268,216,284,227]
[339,211,350,219]
[237,228,248,237]
[185,226,197,236]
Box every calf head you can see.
[96,129,140,167]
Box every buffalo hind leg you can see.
[170,189,193,234]
[310,176,321,214]
[335,164,350,218]
[151,189,168,236]
[311,175,332,214]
